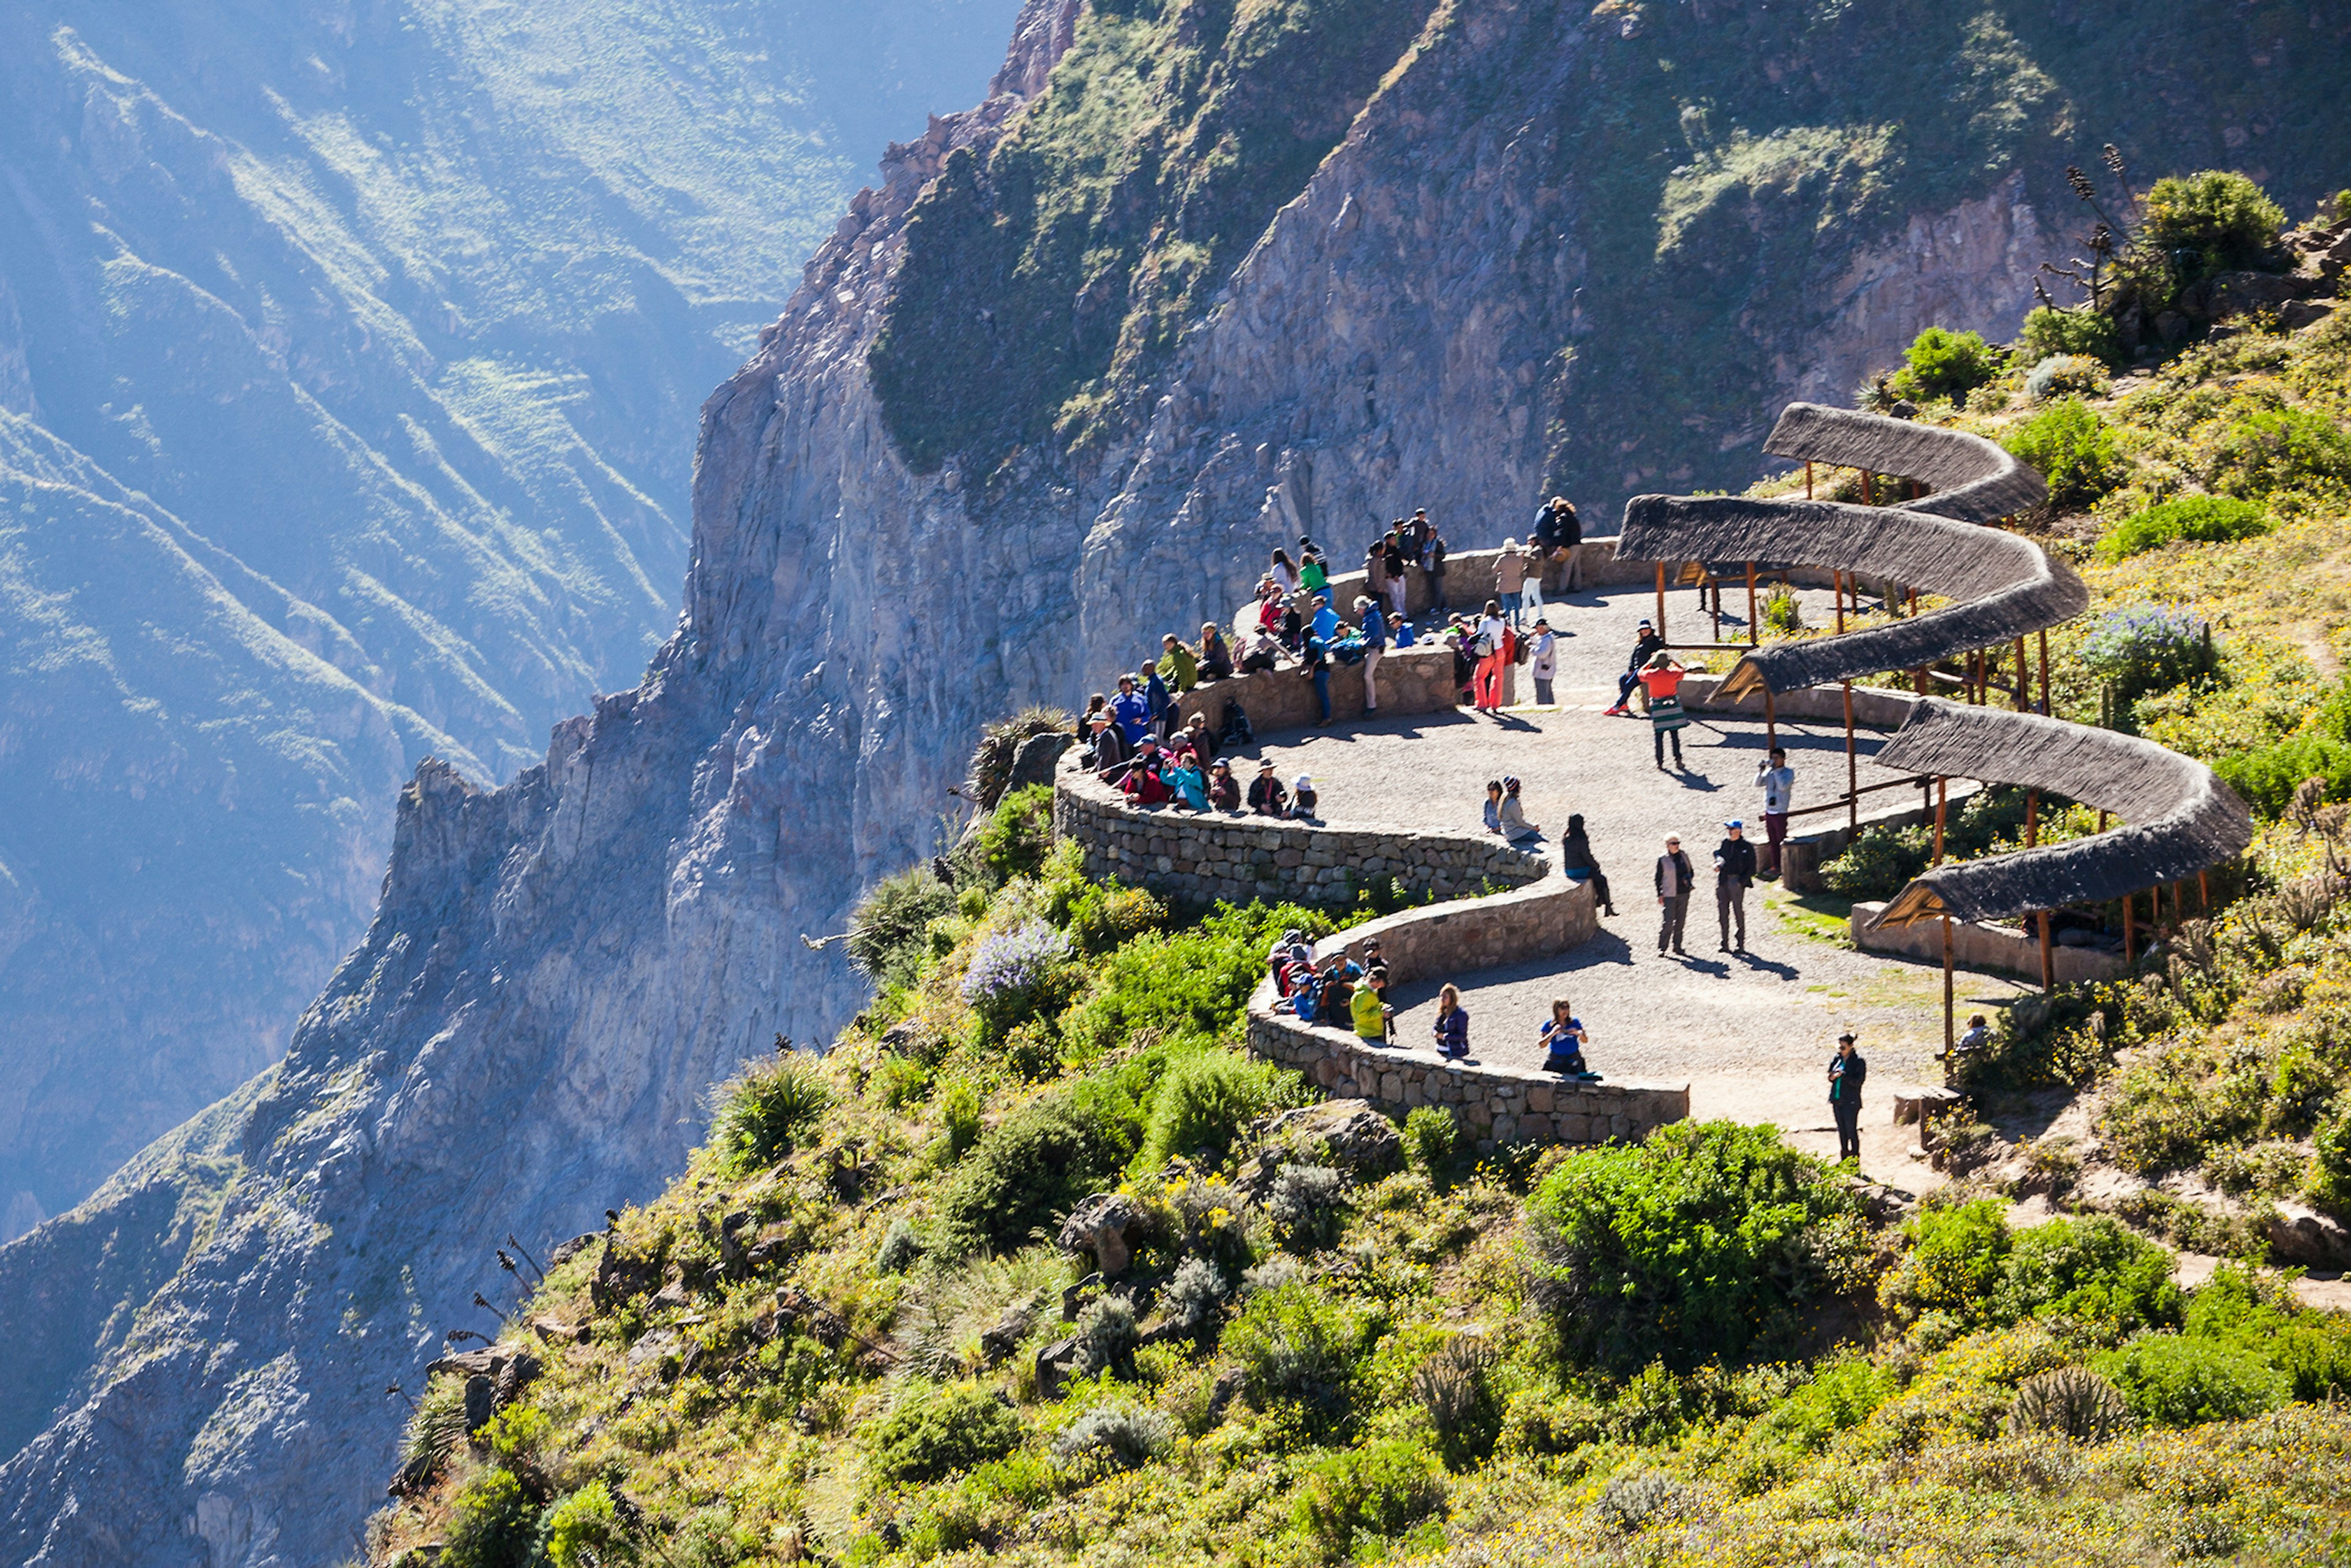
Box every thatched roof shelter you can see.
[1618,405,2080,699]
[1761,402,2049,522]
[1870,700,2253,927]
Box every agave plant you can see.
[2006,1365,2129,1442]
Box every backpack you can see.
[1513,629,1532,666]
[1218,703,1255,748]
[1559,503,1583,547]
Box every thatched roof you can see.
[1618,493,2088,697]
[1763,402,2049,522]
[1869,700,2253,926]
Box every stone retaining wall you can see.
[1243,875,1688,1150]
[1054,755,1548,909]
[1172,643,1500,737]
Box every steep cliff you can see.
[5,1,2347,1562]
[0,0,1025,1232]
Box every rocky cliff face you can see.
[6,1,2347,1562]
[0,0,1024,1235]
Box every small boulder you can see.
[547,1233,599,1267]
[1006,730,1074,793]
[1256,1100,1401,1179]
[1059,1195,1141,1275]
[1033,1335,1088,1399]
[462,1373,496,1435]
[590,1240,661,1311]
[2268,1202,2351,1270]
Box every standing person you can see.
[1472,600,1508,713]
[1363,536,1390,613]
[1381,530,1410,620]
[1828,1032,1867,1163]
[1539,999,1593,1077]
[1395,514,1426,583]
[1355,595,1389,712]
[1639,652,1689,769]
[1421,513,1448,613]
[1303,627,1333,727]
[1159,632,1199,693]
[1558,814,1615,915]
[1521,539,1548,625]
[1351,975,1393,1047]
[1432,983,1469,1059]
[1654,834,1695,956]
[1109,674,1152,746]
[1527,618,1558,707]
[1713,819,1756,953]
[1495,540,1528,627]
[1299,541,1330,599]
[1549,497,1586,592]
[1606,621,1667,715]
[1755,747,1794,877]
[1248,760,1289,816]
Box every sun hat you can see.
[1257,759,1277,771]
[1294,775,1313,789]
[1724,818,1744,829]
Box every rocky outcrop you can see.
[7,2,2349,1562]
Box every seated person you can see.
[1539,998,1598,1079]
[1199,622,1235,681]
[1182,712,1220,767]
[1557,813,1616,915]
[1291,776,1319,819]
[1248,760,1289,816]
[1084,711,1127,775]
[1351,978,1393,1045]
[1496,776,1540,843]
[1240,628,1281,673]
[1166,754,1209,812]
[1207,757,1242,811]
[1122,756,1171,806]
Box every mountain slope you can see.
[3,2,2346,1564]
[0,0,1025,1231]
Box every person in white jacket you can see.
[1527,618,1559,707]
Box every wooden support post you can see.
[1655,561,1667,645]
[1862,471,1876,507]
[1744,560,1759,647]
[2013,636,2030,711]
[2025,789,2039,849]
[1941,913,1956,1060]
[2123,891,2135,963]
[2038,629,2051,716]
[2199,869,2211,910]
[1834,569,1847,636]
[1764,686,1777,752]
[1933,776,1948,865]
[1843,681,1859,833]
[2039,910,2055,992]
[1805,460,1813,500]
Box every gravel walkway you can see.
[1224,579,2025,1187]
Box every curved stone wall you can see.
[1053,752,1549,909]
[1243,876,1690,1150]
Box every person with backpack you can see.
[1521,539,1548,625]
[1755,747,1794,877]
[1351,976,1393,1046]
[1298,541,1330,599]
[1607,621,1667,715]
[1355,595,1389,713]
[1472,601,1509,713]
[1527,618,1558,707]
[1558,814,1616,915]
[1638,651,1690,768]
[1363,538,1390,613]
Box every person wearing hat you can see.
[1207,757,1242,812]
[1291,775,1319,820]
[1247,759,1289,816]
[1494,538,1528,627]
[1714,819,1757,952]
[1607,620,1667,716]
[1828,1032,1868,1163]
[1527,617,1558,707]
[1497,777,1540,844]
[1654,834,1695,956]
[1086,707,1129,778]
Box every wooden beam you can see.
[1654,561,1667,645]
[1933,776,1948,865]
[1744,560,1759,648]
[2039,909,2055,992]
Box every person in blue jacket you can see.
[1356,594,1389,713]
[1108,675,1152,745]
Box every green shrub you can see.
[848,867,957,989]
[1525,1121,1865,1372]
[710,1054,833,1174]
[2093,1334,2289,1427]
[1052,1401,1175,1476]
[2185,1264,2351,1401]
[2139,170,2287,282]
[1412,1337,1502,1467]
[543,1482,633,1568]
[1402,1106,1460,1180]
[2024,353,2109,403]
[2015,306,2122,369]
[939,1078,984,1160]
[1990,1217,2181,1332]
[1061,882,1169,956]
[1066,902,1336,1055]
[975,784,1057,889]
[1138,1049,1289,1171]
[1881,1199,2011,1324]
[441,1468,540,1568]
[871,1384,1027,1483]
[1820,821,1932,900]
[2006,1366,2129,1442]
[2310,1108,2351,1218]
[2080,604,2211,715]
[1888,327,2005,405]
[933,1095,1114,1256]
[2211,676,2351,815]
[2098,495,2272,561]
[2207,407,2351,502]
[1294,1438,1447,1555]
[2003,397,2126,513]
[1226,1280,1376,1435]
